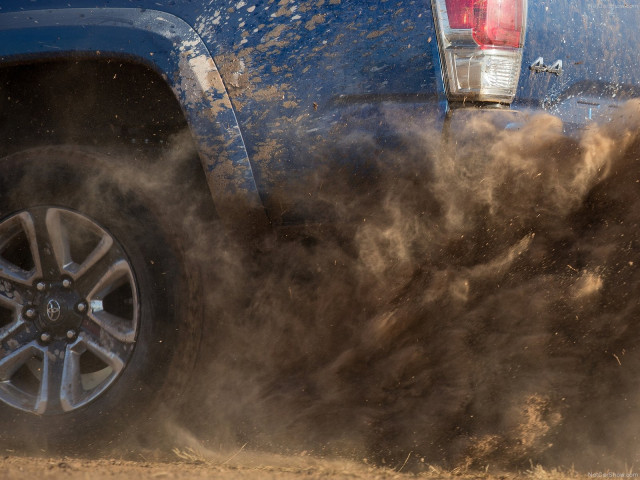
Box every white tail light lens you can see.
[432,0,527,104]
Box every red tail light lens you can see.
[445,0,525,48]
[445,0,474,29]
[473,0,524,48]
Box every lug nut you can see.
[66,330,76,340]
[40,332,51,343]
[36,281,46,291]
[62,278,72,288]
[77,302,87,313]
[25,308,36,319]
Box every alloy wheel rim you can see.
[0,206,139,415]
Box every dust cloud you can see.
[156,101,640,472]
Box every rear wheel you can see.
[0,147,203,450]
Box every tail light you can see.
[432,0,527,104]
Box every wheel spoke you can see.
[57,331,127,412]
[0,340,42,413]
[0,340,39,382]
[78,330,127,374]
[87,311,136,344]
[0,320,22,344]
[0,279,24,309]
[30,210,64,277]
[58,340,82,413]
[46,208,114,280]
[75,249,128,298]
[0,212,43,285]
[0,320,36,350]
[86,260,137,343]
[0,259,30,285]
[36,340,70,414]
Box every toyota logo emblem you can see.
[46,299,61,322]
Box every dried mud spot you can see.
[216,54,249,91]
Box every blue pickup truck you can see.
[0,0,639,466]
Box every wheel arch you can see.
[0,8,268,229]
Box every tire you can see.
[0,147,203,451]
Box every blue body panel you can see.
[517,0,640,125]
[0,0,639,223]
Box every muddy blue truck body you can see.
[1,0,640,454]
[2,1,637,227]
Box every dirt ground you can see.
[1,450,582,480]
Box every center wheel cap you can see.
[46,299,62,322]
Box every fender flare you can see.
[0,8,268,229]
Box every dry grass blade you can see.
[171,447,207,464]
